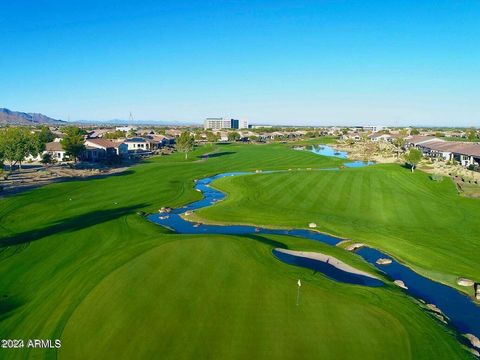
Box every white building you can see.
[249,125,273,129]
[116,125,137,132]
[204,117,249,130]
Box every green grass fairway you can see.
[0,143,473,359]
[195,164,480,289]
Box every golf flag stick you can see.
[296,279,301,306]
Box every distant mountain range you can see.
[0,108,65,125]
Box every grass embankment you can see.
[0,143,472,359]
[196,164,480,291]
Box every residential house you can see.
[116,125,137,132]
[45,141,67,162]
[368,132,391,142]
[149,134,175,146]
[87,129,112,138]
[405,136,439,149]
[83,138,128,161]
[124,137,151,152]
[406,136,480,167]
[165,129,183,137]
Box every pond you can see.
[310,145,348,158]
[310,145,374,167]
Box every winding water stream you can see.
[148,145,480,342]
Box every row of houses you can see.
[42,135,176,162]
[364,132,480,168]
[199,130,311,142]
[406,136,480,167]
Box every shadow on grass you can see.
[0,295,23,321]
[214,142,233,146]
[0,204,145,249]
[400,163,415,171]
[236,234,287,249]
[198,151,236,159]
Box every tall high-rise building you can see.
[204,117,249,130]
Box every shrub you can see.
[431,173,443,182]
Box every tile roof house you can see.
[368,132,392,142]
[83,138,128,160]
[405,136,480,167]
[124,137,151,152]
[165,129,183,137]
[150,134,176,146]
[45,141,67,162]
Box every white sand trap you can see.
[275,248,380,280]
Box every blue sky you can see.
[1,0,479,126]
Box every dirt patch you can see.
[0,162,134,197]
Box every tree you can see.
[0,127,36,170]
[404,148,422,172]
[30,132,47,159]
[206,131,219,143]
[392,137,405,158]
[467,128,477,142]
[104,130,126,139]
[0,136,4,167]
[176,131,195,159]
[410,128,420,135]
[61,126,87,136]
[61,126,86,163]
[228,132,241,142]
[38,126,55,143]
[40,153,55,168]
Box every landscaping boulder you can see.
[376,258,392,265]
[394,280,408,289]
[465,334,480,349]
[426,303,443,315]
[346,243,364,251]
[457,278,474,287]
[467,348,479,358]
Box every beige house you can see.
[84,138,128,159]
[45,141,67,162]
